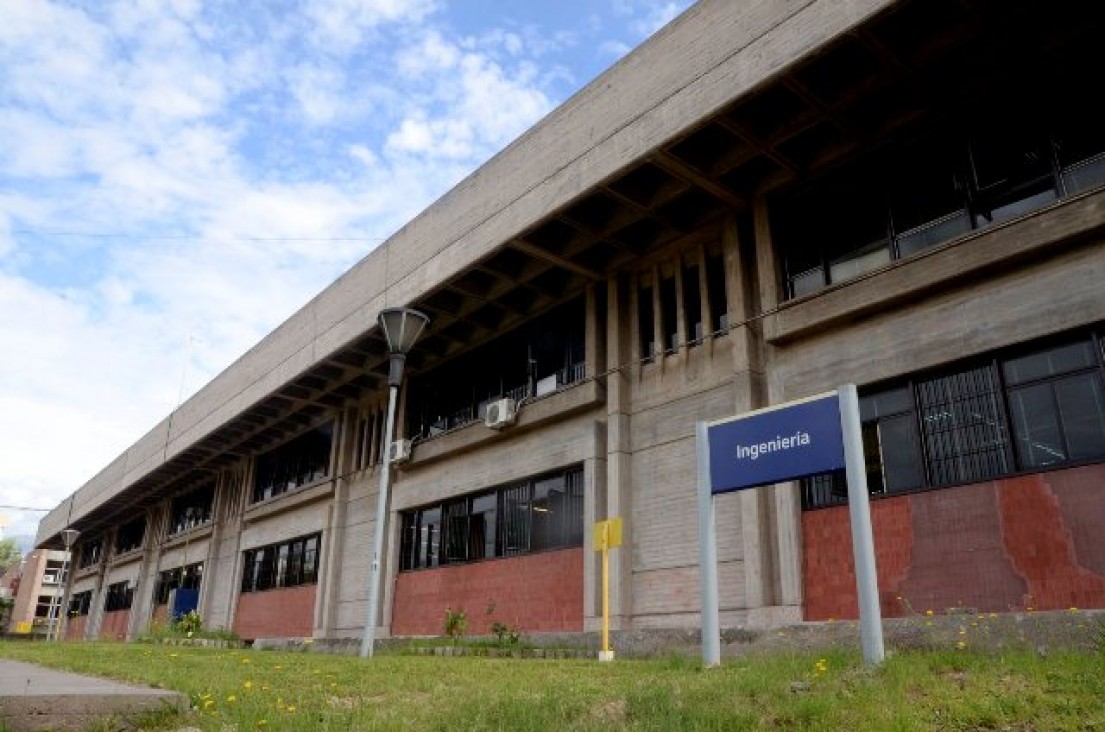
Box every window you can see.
[682,262,703,342]
[407,299,586,437]
[253,424,334,503]
[777,112,1105,300]
[705,253,728,333]
[1004,340,1105,469]
[170,484,214,535]
[42,560,64,585]
[67,591,92,617]
[104,581,134,612]
[35,595,55,619]
[240,534,321,593]
[659,273,678,352]
[860,387,923,494]
[803,330,1105,509]
[400,466,585,571]
[916,365,1011,486]
[638,281,656,360]
[115,517,146,555]
[154,562,203,605]
[77,538,103,570]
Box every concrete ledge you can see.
[0,659,187,732]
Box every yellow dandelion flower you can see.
[1069,607,1079,613]
[203,700,214,709]
[226,695,237,703]
[956,641,967,649]
[241,658,251,664]
[169,653,179,658]
[925,609,934,616]
[286,705,297,713]
[258,721,268,727]
[243,681,253,690]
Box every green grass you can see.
[1,642,1103,731]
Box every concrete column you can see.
[319,407,353,637]
[125,508,157,640]
[752,198,804,625]
[604,275,633,631]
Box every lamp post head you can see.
[378,307,430,387]
[60,529,80,550]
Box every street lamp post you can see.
[360,307,429,658]
[47,528,80,642]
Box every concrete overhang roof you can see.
[37,0,1105,547]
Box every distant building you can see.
[35,0,1105,644]
[6,550,68,636]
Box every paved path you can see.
[0,659,187,732]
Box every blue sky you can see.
[0,0,693,546]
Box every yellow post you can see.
[594,517,621,662]
[602,523,611,660]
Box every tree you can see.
[0,538,21,573]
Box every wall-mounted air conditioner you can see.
[535,374,559,397]
[388,439,412,464]
[484,398,517,429]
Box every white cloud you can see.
[0,0,695,545]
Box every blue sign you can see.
[707,393,845,494]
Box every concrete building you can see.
[5,550,68,636]
[35,0,1105,644]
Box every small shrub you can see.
[491,621,520,646]
[444,607,467,644]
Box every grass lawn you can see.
[1,641,1103,731]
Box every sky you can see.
[0,0,694,549]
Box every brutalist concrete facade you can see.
[36,0,1105,643]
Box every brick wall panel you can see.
[392,548,583,636]
[234,585,317,640]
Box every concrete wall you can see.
[804,463,1105,620]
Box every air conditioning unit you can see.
[535,373,559,397]
[484,398,517,429]
[388,439,412,464]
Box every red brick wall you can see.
[234,585,316,640]
[99,610,130,640]
[64,615,87,641]
[803,464,1105,620]
[392,547,584,636]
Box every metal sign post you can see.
[594,517,622,662]
[697,385,884,667]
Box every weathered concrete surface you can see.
[0,659,186,732]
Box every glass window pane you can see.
[1009,384,1065,468]
[879,414,924,493]
[1055,374,1105,461]
[1003,340,1095,385]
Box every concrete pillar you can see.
[752,197,803,625]
[603,275,633,631]
[319,406,354,637]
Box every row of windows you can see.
[638,247,730,360]
[399,466,584,571]
[777,106,1105,299]
[253,424,333,503]
[408,300,587,438]
[240,533,321,593]
[803,330,1105,509]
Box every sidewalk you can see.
[0,659,186,732]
